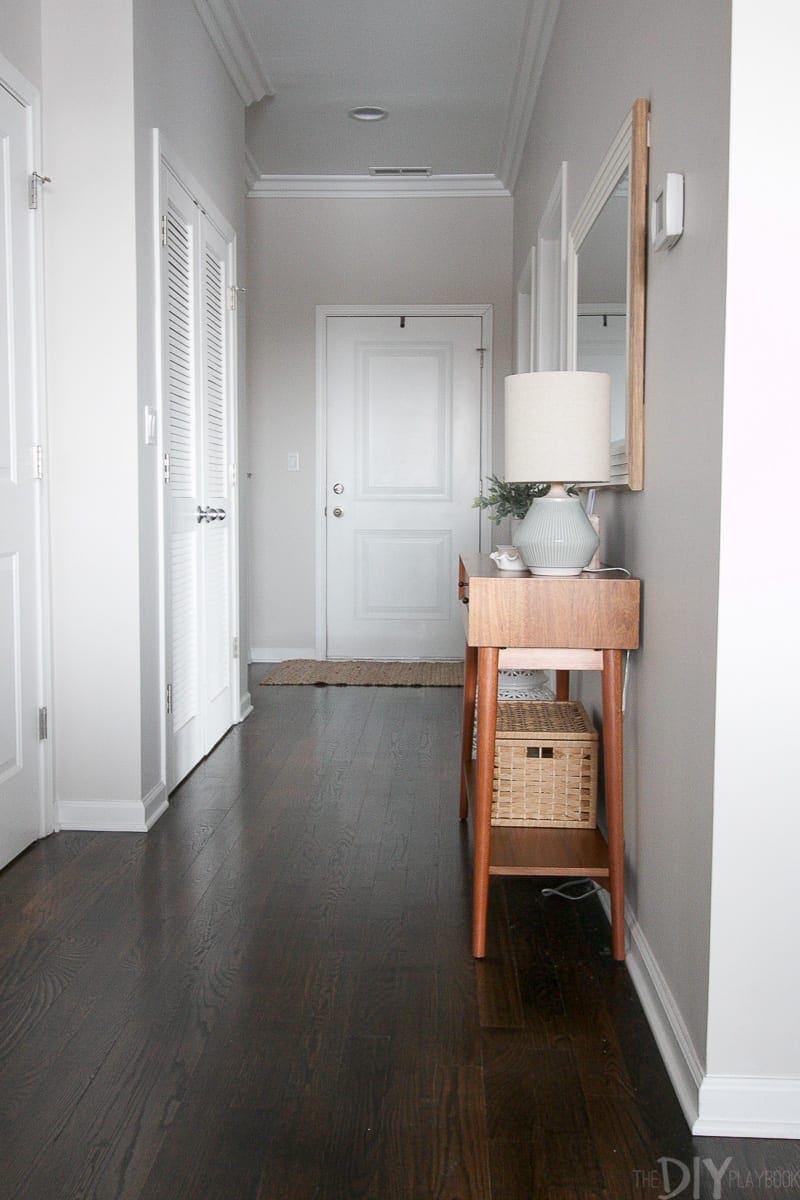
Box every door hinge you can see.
[29,172,52,210]
[476,346,487,368]
[161,214,168,246]
[228,285,246,311]
[38,707,48,741]
[163,452,171,485]
[232,635,239,659]
[230,462,237,486]
[166,684,173,716]
[33,444,44,480]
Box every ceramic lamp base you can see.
[512,486,599,576]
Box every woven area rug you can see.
[260,659,464,687]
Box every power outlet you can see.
[287,452,300,471]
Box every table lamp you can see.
[504,371,611,576]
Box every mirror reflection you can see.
[568,99,648,489]
[576,168,628,446]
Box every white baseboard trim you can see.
[239,692,254,721]
[597,890,703,1132]
[249,646,317,663]
[56,782,168,832]
[598,891,800,1138]
[694,1075,800,1138]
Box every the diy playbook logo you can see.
[656,1157,732,1198]
[633,1156,800,1197]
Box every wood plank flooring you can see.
[0,669,798,1199]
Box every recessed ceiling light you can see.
[348,106,388,122]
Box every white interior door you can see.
[577,307,627,443]
[161,159,236,789]
[325,314,483,660]
[163,172,203,786]
[0,81,46,867]
[198,217,234,750]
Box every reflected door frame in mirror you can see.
[535,161,568,371]
[567,99,649,489]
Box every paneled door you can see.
[325,314,483,660]
[161,156,236,790]
[0,79,47,868]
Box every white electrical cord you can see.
[541,878,602,901]
[582,566,632,576]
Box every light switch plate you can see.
[651,172,684,251]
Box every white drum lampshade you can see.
[504,372,611,575]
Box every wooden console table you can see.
[458,554,640,959]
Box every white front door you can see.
[0,80,47,867]
[161,158,236,789]
[325,314,483,660]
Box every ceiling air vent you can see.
[368,167,432,178]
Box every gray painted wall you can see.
[246,196,513,657]
[0,0,41,87]
[513,0,732,1066]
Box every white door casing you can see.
[158,140,238,790]
[0,68,51,868]
[320,310,488,660]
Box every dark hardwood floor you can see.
[1,668,798,1199]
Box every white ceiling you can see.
[195,0,561,194]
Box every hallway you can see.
[0,672,797,1199]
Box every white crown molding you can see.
[194,0,273,106]
[247,174,511,200]
[497,0,562,193]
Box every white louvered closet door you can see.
[164,172,203,787]
[162,162,236,790]
[199,217,233,752]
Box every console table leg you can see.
[556,669,570,700]
[602,649,626,960]
[459,644,478,820]
[472,646,499,958]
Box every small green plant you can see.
[472,475,549,524]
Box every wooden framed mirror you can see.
[567,99,648,489]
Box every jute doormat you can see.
[260,659,464,687]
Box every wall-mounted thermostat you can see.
[650,172,684,251]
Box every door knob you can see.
[332,507,344,518]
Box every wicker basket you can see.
[492,701,598,828]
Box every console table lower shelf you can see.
[462,760,611,880]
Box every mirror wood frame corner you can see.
[568,98,649,490]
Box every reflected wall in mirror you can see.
[515,247,535,372]
[567,99,648,489]
[535,162,567,371]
